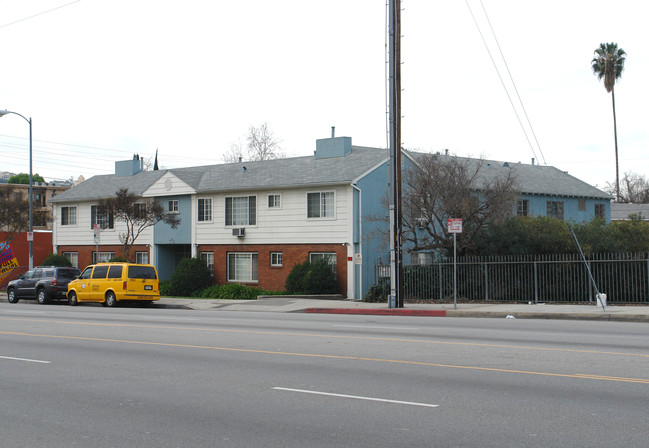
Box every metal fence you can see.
[374,253,649,304]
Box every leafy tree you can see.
[40,254,72,267]
[402,153,519,257]
[99,188,180,261]
[0,185,29,245]
[8,173,45,184]
[224,123,284,162]
[168,257,212,297]
[592,42,626,202]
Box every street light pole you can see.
[0,110,33,269]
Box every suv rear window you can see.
[128,266,157,280]
[56,269,80,280]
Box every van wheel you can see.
[7,288,19,304]
[68,291,78,306]
[37,288,49,304]
[105,291,117,307]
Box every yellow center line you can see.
[2,330,649,385]
[1,316,648,359]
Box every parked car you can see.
[67,262,160,307]
[6,266,82,304]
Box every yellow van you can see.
[67,263,160,307]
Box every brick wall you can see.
[55,245,150,269]
[198,243,347,295]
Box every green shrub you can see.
[218,283,265,300]
[40,254,72,267]
[159,280,171,296]
[285,259,337,294]
[199,285,222,298]
[363,281,389,302]
[108,256,128,262]
[168,257,212,297]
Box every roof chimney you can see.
[331,126,335,138]
[531,158,535,166]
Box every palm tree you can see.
[591,42,626,202]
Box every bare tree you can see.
[99,188,180,261]
[222,140,245,163]
[605,171,649,203]
[402,153,519,257]
[0,186,29,246]
[225,123,284,163]
[246,122,284,161]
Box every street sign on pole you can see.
[26,232,34,241]
[447,218,462,233]
[448,218,462,310]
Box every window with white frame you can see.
[225,196,256,226]
[227,253,258,282]
[168,199,179,213]
[62,252,78,268]
[198,198,212,222]
[270,252,283,267]
[307,192,335,218]
[268,194,281,208]
[200,252,214,276]
[133,203,147,219]
[92,251,115,263]
[136,252,149,264]
[61,206,77,226]
[516,200,529,217]
[90,205,113,229]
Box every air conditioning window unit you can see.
[232,228,245,237]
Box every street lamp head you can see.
[0,109,11,117]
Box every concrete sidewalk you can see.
[156,296,649,322]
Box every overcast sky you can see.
[1,0,646,190]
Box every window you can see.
[225,196,256,226]
[546,201,564,220]
[91,265,109,279]
[578,199,587,212]
[168,200,179,213]
[270,252,283,267]
[516,200,529,217]
[61,206,77,225]
[92,251,115,263]
[198,198,212,222]
[90,205,113,229]
[307,192,335,218]
[309,252,337,276]
[107,265,123,279]
[62,252,78,268]
[133,203,147,219]
[268,194,281,208]
[200,252,214,276]
[136,252,149,264]
[227,253,258,282]
[595,204,605,219]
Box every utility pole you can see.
[388,0,403,308]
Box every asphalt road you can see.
[1,302,648,447]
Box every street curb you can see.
[304,308,447,317]
[443,311,649,322]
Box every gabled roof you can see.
[407,152,612,200]
[51,146,388,203]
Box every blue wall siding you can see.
[154,195,192,244]
[356,161,389,299]
[524,194,611,222]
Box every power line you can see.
[0,0,82,29]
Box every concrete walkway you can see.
[156,296,649,322]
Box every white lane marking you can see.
[273,387,438,408]
[333,324,420,331]
[0,356,51,364]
